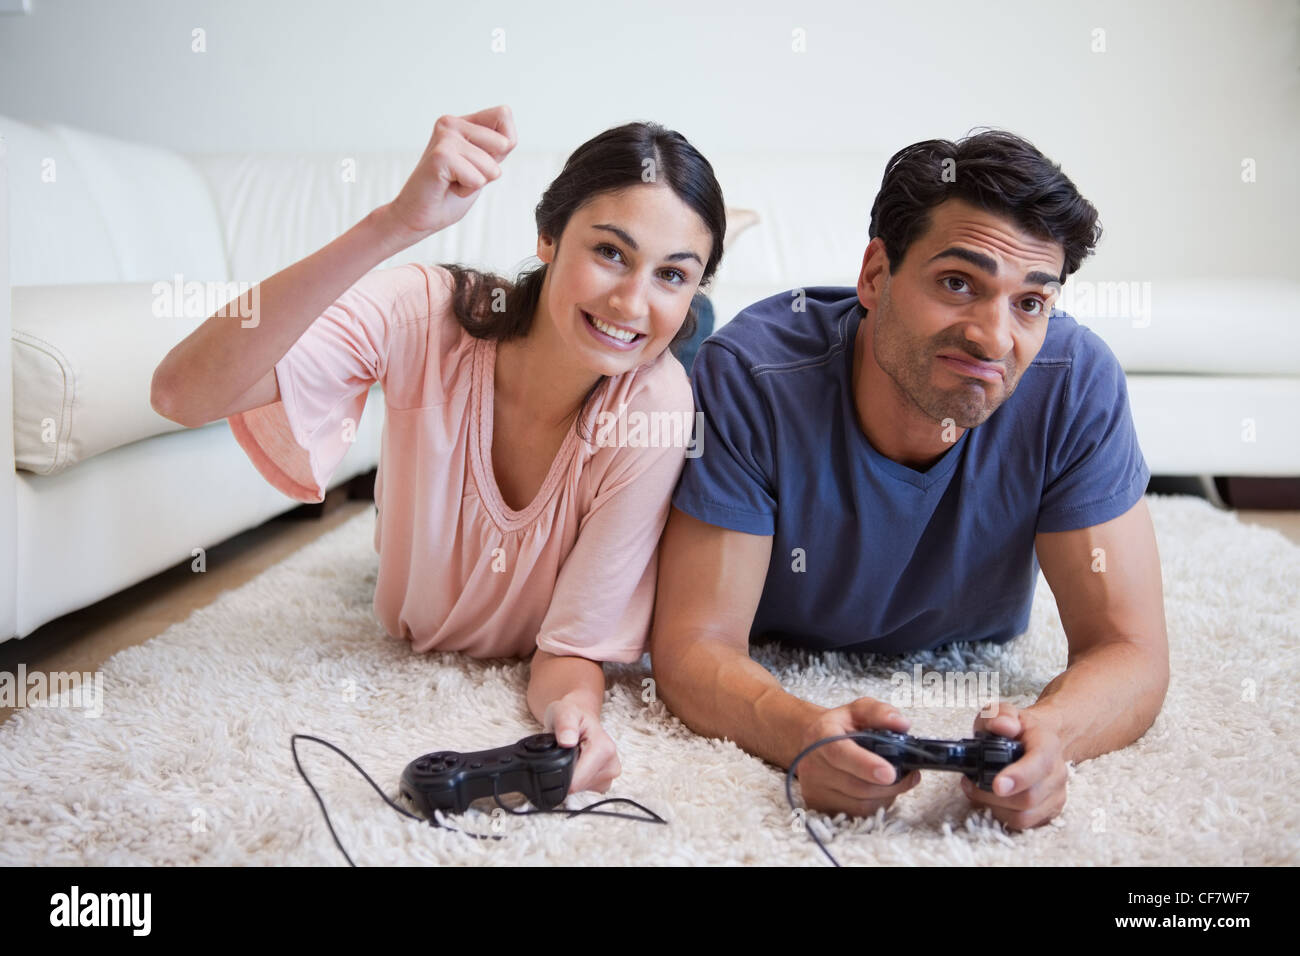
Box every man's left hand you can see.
[960,702,1069,829]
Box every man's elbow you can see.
[648,626,687,713]
[1146,643,1171,720]
[1128,638,1170,742]
[649,622,718,722]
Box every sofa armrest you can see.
[1,132,19,641]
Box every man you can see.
[650,130,1169,830]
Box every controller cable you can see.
[290,734,667,866]
[786,730,938,868]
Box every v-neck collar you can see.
[470,336,582,532]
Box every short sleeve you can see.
[227,262,435,503]
[670,340,777,535]
[534,362,696,663]
[1036,329,1151,533]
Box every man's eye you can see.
[945,276,1046,317]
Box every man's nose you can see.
[966,298,1015,360]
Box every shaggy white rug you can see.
[1,493,1297,866]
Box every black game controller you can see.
[399,733,578,816]
[853,729,1024,791]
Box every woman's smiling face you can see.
[536,183,713,377]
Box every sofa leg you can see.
[1213,476,1300,510]
[346,469,377,501]
[1196,475,1229,509]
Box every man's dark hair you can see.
[868,128,1102,284]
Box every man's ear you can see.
[858,238,889,310]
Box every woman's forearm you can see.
[527,648,606,725]
[152,202,431,427]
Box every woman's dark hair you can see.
[868,128,1101,284]
[437,121,726,438]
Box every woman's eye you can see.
[596,244,623,262]
[661,268,686,284]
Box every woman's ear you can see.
[537,232,556,264]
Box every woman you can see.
[151,105,726,797]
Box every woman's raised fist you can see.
[388,104,518,237]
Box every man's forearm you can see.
[527,649,606,725]
[1025,638,1170,765]
[653,637,824,769]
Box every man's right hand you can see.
[794,697,921,817]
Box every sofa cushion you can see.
[189,149,571,287]
[0,116,121,286]
[0,114,231,287]
[49,123,231,283]
[1063,277,1300,375]
[13,282,207,475]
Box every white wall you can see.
[1,0,1296,280]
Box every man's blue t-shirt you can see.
[671,287,1151,655]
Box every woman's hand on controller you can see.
[543,695,622,795]
[386,105,518,239]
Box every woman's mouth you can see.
[582,310,645,351]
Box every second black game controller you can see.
[853,729,1024,791]
[400,733,578,816]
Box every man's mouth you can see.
[937,352,1004,382]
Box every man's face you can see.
[859,198,1065,429]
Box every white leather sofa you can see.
[3,115,1298,643]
